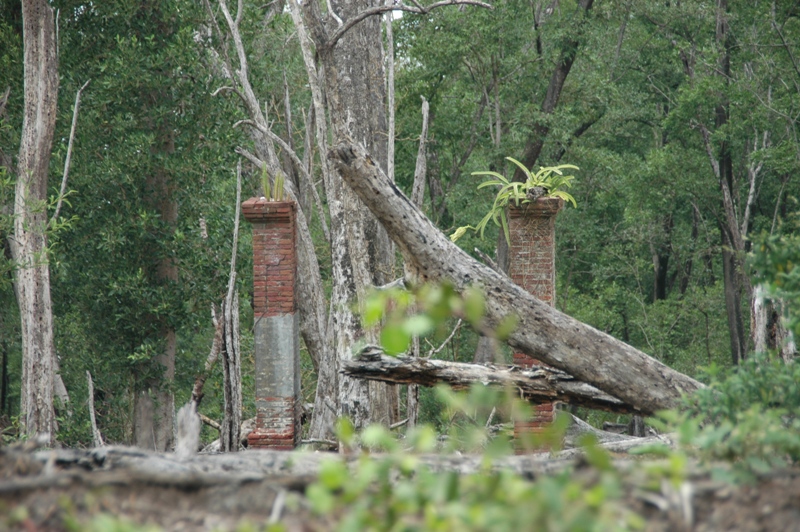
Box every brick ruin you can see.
[507,197,564,441]
[242,198,301,450]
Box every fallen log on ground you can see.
[329,142,704,415]
[342,348,636,414]
[4,442,799,532]
[6,439,668,491]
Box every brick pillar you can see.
[507,197,563,443]
[242,199,301,450]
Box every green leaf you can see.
[381,322,411,354]
[495,313,518,340]
[500,211,510,245]
[335,418,356,446]
[579,434,612,471]
[361,424,398,451]
[450,225,471,242]
[306,483,336,515]
[463,287,485,325]
[362,292,386,326]
[505,157,531,180]
[403,314,435,336]
[473,170,509,184]
[319,459,349,490]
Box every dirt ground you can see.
[633,469,800,532]
[2,443,800,531]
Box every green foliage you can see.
[686,355,800,429]
[451,159,578,244]
[0,166,15,290]
[261,165,287,202]
[363,282,489,355]
[306,387,643,532]
[644,355,800,481]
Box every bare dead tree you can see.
[10,0,60,444]
[220,162,243,452]
[405,96,430,427]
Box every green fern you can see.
[451,158,578,244]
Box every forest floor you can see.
[1,443,799,531]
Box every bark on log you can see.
[13,441,667,486]
[328,142,704,415]
[342,349,636,414]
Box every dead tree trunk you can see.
[10,0,60,444]
[329,142,704,415]
[297,0,398,429]
[342,349,635,414]
[220,165,243,452]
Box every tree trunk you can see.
[9,0,59,445]
[720,227,746,366]
[713,0,751,365]
[135,124,177,452]
[342,349,636,414]
[299,0,398,429]
[220,293,242,452]
[329,141,704,415]
[514,0,594,182]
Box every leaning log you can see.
[342,349,636,414]
[328,142,704,415]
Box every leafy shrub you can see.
[306,387,644,532]
[647,355,800,480]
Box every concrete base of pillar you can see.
[250,314,300,450]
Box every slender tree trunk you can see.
[514,0,594,182]
[713,0,750,364]
[721,227,746,366]
[221,165,242,452]
[10,0,59,445]
[651,214,673,301]
[135,125,177,451]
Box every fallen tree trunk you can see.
[328,142,704,415]
[342,349,636,414]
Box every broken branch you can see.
[342,349,636,414]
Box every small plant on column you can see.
[260,165,286,201]
[451,158,577,244]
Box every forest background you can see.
[0,0,797,448]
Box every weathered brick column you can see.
[242,198,301,450]
[508,197,563,442]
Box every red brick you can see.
[509,198,563,449]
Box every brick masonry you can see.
[507,197,563,441]
[242,198,301,450]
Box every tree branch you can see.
[191,304,224,407]
[325,0,493,49]
[50,79,90,228]
[342,348,635,414]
